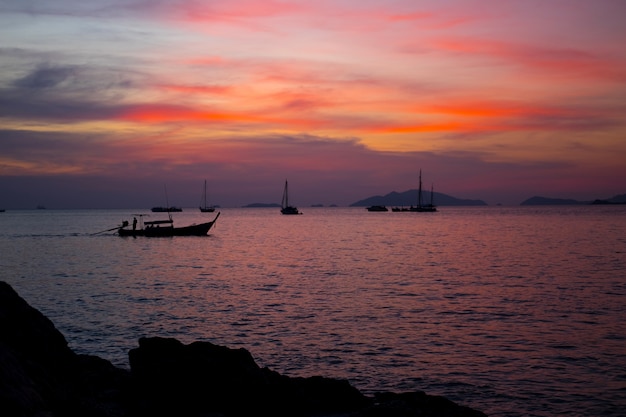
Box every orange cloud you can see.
[118,105,255,124]
[114,102,333,132]
[368,122,465,134]
[419,102,571,119]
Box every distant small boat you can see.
[151,206,183,213]
[366,205,388,212]
[281,180,301,215]
[199,179,216,213]
[118,212,220,237]
[0,209,5,213]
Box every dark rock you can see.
[128,336,369,416]
[0,281,131,417]
[358,391,488,416]
[0,281,487,417]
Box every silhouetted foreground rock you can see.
[0,281,487,417]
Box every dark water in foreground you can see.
[2,206,625,416]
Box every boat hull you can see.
[409,206,437,212]
[281,206,301,215]
[391,206,437,212]
[118,213,220,237]
[366,205,388,212]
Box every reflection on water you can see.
[2,206,625,417]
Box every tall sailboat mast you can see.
[282,180,289,208]
[418,169,423,207]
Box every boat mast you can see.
[282,180,289,208]
[418,169,423,207]
[203,179,207,208]
[164,184,173,222]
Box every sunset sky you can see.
[1,0,625,208]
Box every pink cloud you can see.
[433,37,626,81]
[156,83,232,95]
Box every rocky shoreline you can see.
[0,281,487,416]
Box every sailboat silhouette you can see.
[280,180,301,215]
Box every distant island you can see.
[243,203,339,208]
[242,203,281,208]
[240,193,626,208]
[350,190,487,207]
[520,194,626,206]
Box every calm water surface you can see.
[1,206,625,417]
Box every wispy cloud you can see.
[433,37,626,81]
[12,64,77,89]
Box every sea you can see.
[1,206,625,417]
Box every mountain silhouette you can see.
[350,190,487,207]
[520,194,626,205]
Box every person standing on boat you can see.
[132,217,137,231]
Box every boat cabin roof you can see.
[145,219,173,225]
